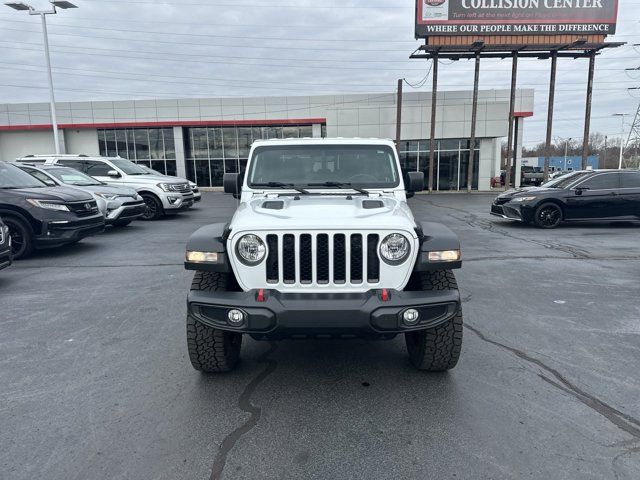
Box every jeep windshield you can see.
[0,162,46,189]
[248,145,400,190]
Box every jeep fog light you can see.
[379,233,410,265]
[186,251,219,263]
[403,308,420,326]
[227,309,246,325]
[236,234,266,265]
[428,250,461,262]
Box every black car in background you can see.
[0,161,105,259]
[491,170,640,229]
[0,217,11,270]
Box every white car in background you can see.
[15,155,195,220]
[139,165,201,203]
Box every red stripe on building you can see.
[0,118,327,132]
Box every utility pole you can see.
[4,1,78,154]
[396,79,403,149]
[612,113,627,169]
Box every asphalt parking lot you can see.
[2,192,639,480]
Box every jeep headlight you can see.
[379,233,410,265]
[236,234,266,265]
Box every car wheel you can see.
[404,270,463,372]
[533,202,563,229]
[186,271,243,373]
[140,194,162,221]
[4,217,34,260]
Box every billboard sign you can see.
[416,0,618,37]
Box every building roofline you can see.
[0,118,327,132]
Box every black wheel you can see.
[404,270,463,372]
[113,220,132,227]
[187,271,243,373]
[140,194,163,221]
[4,217,34,260]
[533,202,563,229]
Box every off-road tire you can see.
[4,216,34,260]
[187,271,242,373]
[140,193,163,221]
[533,202,563,229]
[404,270,463,372]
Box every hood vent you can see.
[362,200,384,210]
[262,200,284,210]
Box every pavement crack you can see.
[465,323,640,440]
[210,342,278,480]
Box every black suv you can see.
[0,161,105,259]
[492,169,640,228]
[0,217,11,270]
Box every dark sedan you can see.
[491,170,640,229]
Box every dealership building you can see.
[0,89,534,190]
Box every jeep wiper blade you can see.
[305,182,370,195]
[252,182,309,194]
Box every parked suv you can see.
[0,217,11,270]
[140,165,201,203]
[0,161,105,259]
[16,155,194,220]
[183,138,464,373]
[16,164,145,227]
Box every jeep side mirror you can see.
[223,173,241,197]
[406,171,425,193]
[107,170,121,178]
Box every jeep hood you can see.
[230,195,417,234]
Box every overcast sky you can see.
[0,0,638,147]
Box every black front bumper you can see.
[0,246,11,270]
[35,216,105,248]
[188,288,460,340]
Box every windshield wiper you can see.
[305,182,370,195]
[252,182,310,195]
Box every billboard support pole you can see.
[467,52,481,193]
[582,50,596,170]
[396,79,403,149]
[543,51,557,182]
[428,54,438,193]
[504,51,518,191]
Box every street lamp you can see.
[612,113,627,170]
[4,1,78,154]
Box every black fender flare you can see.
[413,221,462,272]
[184,223,231,272]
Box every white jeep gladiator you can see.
[184,138,463,372]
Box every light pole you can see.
[564,137,571,171]
[612,113,627,169]
[4,1,78,154]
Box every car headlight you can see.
[157,183,178,192]
[379,233,410,265]
[95,192,119,200]
[236,234,266,265]
[512,196,537,202]
[26,199,70,212]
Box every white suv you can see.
[15,155,194,220]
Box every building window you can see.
[398,139,479,191]
[98,127,177,176]
[184,124,322,187]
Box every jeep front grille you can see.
[265,233,380,286]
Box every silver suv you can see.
[15,155,194,220]
[15,164,145,227]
